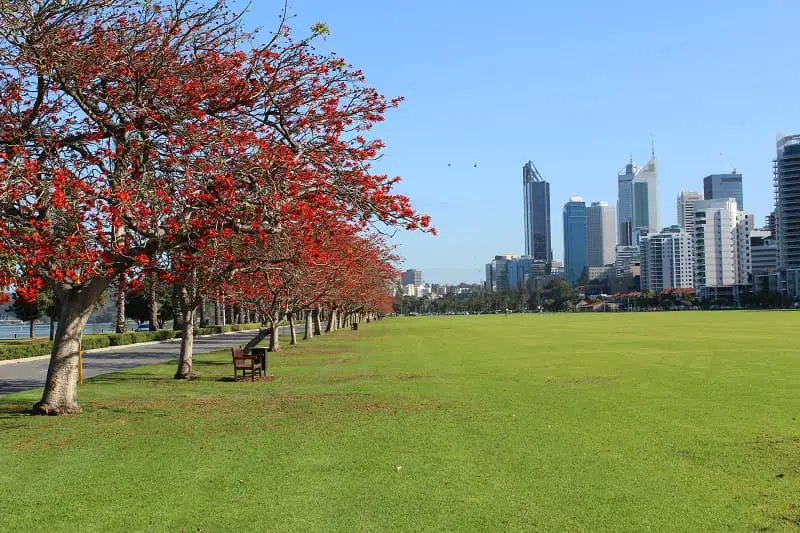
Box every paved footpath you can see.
[0,327,292,397]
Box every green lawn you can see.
[1,312,799,532]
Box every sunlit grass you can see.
[1,312,799,532]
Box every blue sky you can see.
[249,1,800,284]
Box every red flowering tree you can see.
[0,1,431,415]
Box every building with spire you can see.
[522,161,552,269]
[632,149,660,240]
[617,144,659,246]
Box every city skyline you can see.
[270,2,800,284]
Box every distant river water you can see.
[0,322,119,340]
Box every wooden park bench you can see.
[231,346,263,381]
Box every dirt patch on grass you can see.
[397,373,431,381]
[551,376,617,386]
[326,358,352,364]
[14,436,72,451]
[732,435,800,447]
[321,371,381,384]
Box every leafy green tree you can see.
[11,290,51,338]
[542,280,575,312]
[125,291,151,325]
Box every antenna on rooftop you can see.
[720,152,737,174]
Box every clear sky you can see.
[249,0,800,284]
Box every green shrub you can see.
[0,342,54,360]
[0,323,256,361]
[81,336,111,350]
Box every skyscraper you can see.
[677,191,703,237]
[485,255,516,293]
[586,201,616,267]
[775,134,800,296]
[640,226,694,292]
[522,161,552,267]
[617,150,659,245]
[617,162,636,246]
[632,155,659,239]
[703,172,743,210]
[563,197,587,286]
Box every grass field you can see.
[1,311,799,532]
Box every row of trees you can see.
[399,282,799,316]
[0,1,432,415]
[395,280,578,314]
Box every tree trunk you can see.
[304,310,313,340]
[243,327,272,351]
[313,307,322,335]
[267,312,280,352]
[214,298,221,325]
[29,319,35,338]
[338,311,345,330]
[49,319,55,341]
[288,313,297,345]
[148,278,158,331]
[325,308,336,333]
[174,305,196,380]
[172,284,184,331]
[33,278,111,415]
[198,296,206,327]
[115,274,126,333]
[221,301,226,326]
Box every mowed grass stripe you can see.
[0,311,799,532]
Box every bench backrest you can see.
[231,347,250,368]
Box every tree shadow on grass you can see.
[0,401,33,422]
[195,360,232,367]
[87,373,170,384]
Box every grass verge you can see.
[1,312,799,531]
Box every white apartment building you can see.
[614,246,640,277]
[693,198,753,290]
[640,226,694,293]
[677,191,703,237]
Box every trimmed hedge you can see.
[0,323,262,361]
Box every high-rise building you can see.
[586,201,616,267]
[507,256,534,289]
[522,161,552,267]
[775,134,800,297]
[618,152,659,246]
[704,172,744,210]
[693,198,752,294]
[632,155,659,239]
[401,269,423,286]
[617,162,636,246]
[485,255,517,293]
[677,191,704,236]
[563,197,588,286]
[640,226,694,293]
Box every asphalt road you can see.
[0,327,295,397]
